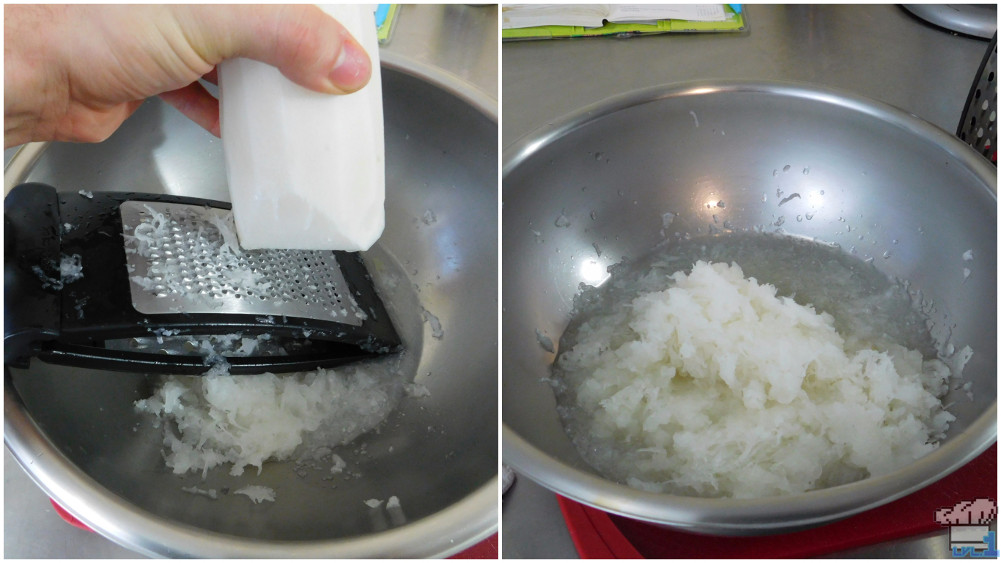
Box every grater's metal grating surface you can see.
[957,32,997,163]
[120,201,366,326]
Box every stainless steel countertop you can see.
[3,4,498,558]
[503,4,989,144]
[501,4,992,559]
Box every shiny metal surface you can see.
[502,80,996,534]
[902,4,998,39]
[956,33,997,160]
[119,201,365,323]
[387,4,497,101]
[502,6,992,146]
[4,6,498,556]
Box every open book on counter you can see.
[502,4,745,40]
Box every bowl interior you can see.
[7,68,497,544]
[502,82,996,526]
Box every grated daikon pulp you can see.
[553,234,961,498]
[135,357,406,478]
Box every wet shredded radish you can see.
[553,247,959,499]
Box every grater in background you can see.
[957,32,997,164]
[4,183,401,375]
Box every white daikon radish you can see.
[219,4,385,251]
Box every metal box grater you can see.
[957,32,997,163]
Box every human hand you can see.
[4,4,373,148]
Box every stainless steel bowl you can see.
[5,58,498,557]
[502,80,996,535]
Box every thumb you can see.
[181,4,373,94]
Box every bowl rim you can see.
[502,78,997,186]
[501,78,997,533]
[3,56,499,558]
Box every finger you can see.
[181,5,372,95]
[158,81,220,137]
[60,99,146,144]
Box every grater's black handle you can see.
[37,342,376,375]
[4,183,63,367]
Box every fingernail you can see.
[328,39,371,93]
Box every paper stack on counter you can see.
[502,3,745,40]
